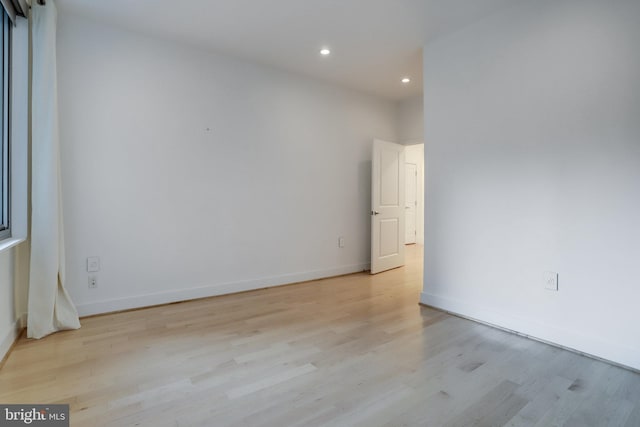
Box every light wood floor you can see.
[1,246,639,426]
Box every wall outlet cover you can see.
[544,271,559,291]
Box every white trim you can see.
[401,139,423,146]
[421,292,640,371]
[77,263,370,317]
[0,236,23,252]
[0,315,23,363]
[1,16,29,246]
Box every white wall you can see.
[0,245,28,361]
[1,19,29,361]
[421,0,640,370]
[397,95,424,144]
[56,15,398,316]
[0,250,17,359]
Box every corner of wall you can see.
[0,317,24,365]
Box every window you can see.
[0,10,9,241]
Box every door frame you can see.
[404,162,418,245]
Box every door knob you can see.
[371,211,380,215]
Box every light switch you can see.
[87,256,100,273]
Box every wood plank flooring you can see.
[1,246,639,426]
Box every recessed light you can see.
[401,77,411,84]
[320,48,331,56]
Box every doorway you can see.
[370,141,424,274]
[404,143,424,246]
[405,163,417,244]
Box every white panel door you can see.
[405,163,417,244]
[371,139,405,274]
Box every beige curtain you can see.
[27,0,80,339]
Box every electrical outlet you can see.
[544,271,558,291]
[87,256,100,272]
[88,276,98,289]
[338,237,345,248]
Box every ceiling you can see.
[55,0,518,101]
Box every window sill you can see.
[0,237,26,253]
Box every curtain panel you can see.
[0,0,28,23]
[28,0,80,339]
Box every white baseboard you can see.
[76,263,370,318]
[421,292,640,372]
[0,316,24,363]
